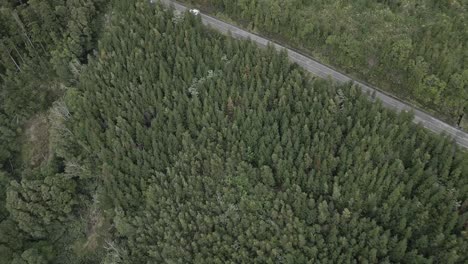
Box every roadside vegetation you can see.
[183,0,468,129]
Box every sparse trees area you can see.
[0,1,467,263]
[0,0,107,170]
[0,0,107,263]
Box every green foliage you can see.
[15,242,55,264]
[0,170,10,220]
[0,218,25,263]
[6,169,77,239]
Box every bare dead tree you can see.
[104,240,123,263]
[12,43,26,64]
[11,11,36,51]
[11,11,46,64]
[7,51,21,72]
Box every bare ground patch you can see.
[21,113,50,168]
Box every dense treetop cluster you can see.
[0,0,467,263]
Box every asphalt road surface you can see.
[158,0,468,149]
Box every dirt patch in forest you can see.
[83,212,106,251]
[22,113,50,168]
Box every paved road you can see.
[158,0,468,149]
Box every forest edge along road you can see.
[157,0,468,149]
[158,0,468,149]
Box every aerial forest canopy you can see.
[183,0,468,129]
[0,0,467,263]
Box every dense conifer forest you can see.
[0,0,467,263]
[183,0,468,128]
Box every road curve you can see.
[158,0,468,149]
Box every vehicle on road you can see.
[189,9,200,15]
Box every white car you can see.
[189,9,200,15]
